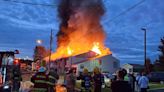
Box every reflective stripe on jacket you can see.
[47,75,56,86]
[31,72,48,92]
[47,71,59,87]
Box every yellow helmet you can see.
[83,68,88,75]
[93,67,100,74]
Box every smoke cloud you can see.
[56,0,106,54]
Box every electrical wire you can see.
[0,0,146,23]
[0,0,57,7]
[107,0,146,23]
[0,0,147,31]
[1,0,109,7]
[73,0,147,42]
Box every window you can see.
[80,64,84,69]
[113,62,118,68]
[129,68,132,73]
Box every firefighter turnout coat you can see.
[31,72,49,92]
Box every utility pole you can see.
[48,29,53,71]
[70,56,72,69]
[141,28,147,68]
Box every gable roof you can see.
[72,53,119,65]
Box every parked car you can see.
[148,72,164,82]
[103,74,111,87]
[102,73,116,88]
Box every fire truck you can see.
[0,50,19,92]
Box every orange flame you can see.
[45,41,111,61]
[45,0,112,61]
[91,42,101,55]
[67,47,73,55]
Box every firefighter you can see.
[31,66,49,92]
[12,65,22,92]
[77,68,92,92]
[47,68,59,92]
[65,69,76,92]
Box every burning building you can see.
[67,51,120,74]
[45,0,120,73]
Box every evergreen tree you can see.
[154,37,164,71]
[33,46,49,62]
[145,58,153,73]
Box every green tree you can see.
[154,37,164,71]
[145,58,153,74]
[33,46,49,62]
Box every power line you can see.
[107,0,146,23]
[0,0,149,54]
[0,0,146,28]
[0,0,109,7]
[1,0,57,7]
[73,0,147,42]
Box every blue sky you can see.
[0,0,164,64]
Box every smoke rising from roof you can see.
[57,0,106,49]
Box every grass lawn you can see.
[102,88,111,92]
[149,83,164,90]
[102,83,164,92]
[76,81,111,92]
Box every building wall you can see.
[73,55,120,74]
[100,55,120,73]
[122,64,133,74]
[77,59,100,72]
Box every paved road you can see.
[149,89,164,92]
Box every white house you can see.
[122,63,144,73]
[66,51,120,74]
[49,51,120,75]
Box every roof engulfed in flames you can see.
[45,42,111,61]
[91,42,102,55]
[45,0,112,61]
